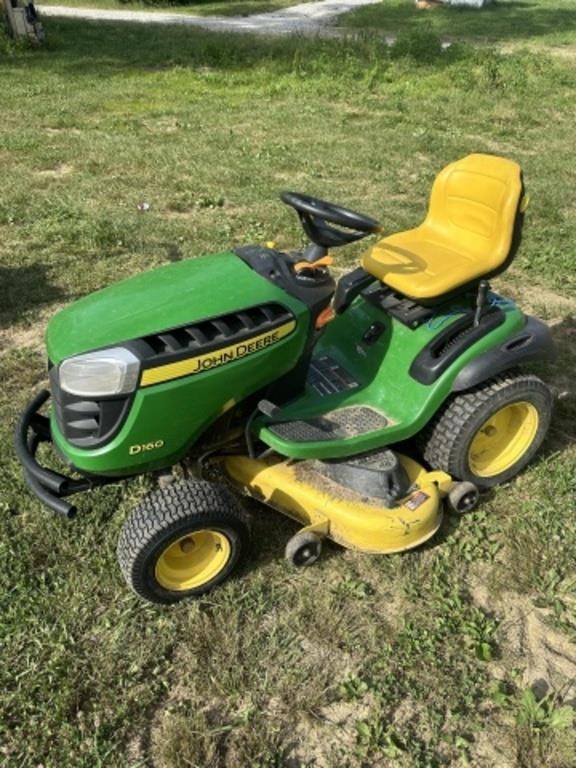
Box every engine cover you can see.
[46,251,310,475]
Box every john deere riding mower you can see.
[16,154,555,604]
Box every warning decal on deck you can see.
[404,491,430,511]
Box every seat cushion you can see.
[362,154,524,301]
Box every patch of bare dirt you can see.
[273,169,321,184]
[0,304,66,356]
[287,699,370,768]
[128,680,197,767]
[499,42,576,61]
[473,726,517,768]
[470,579,576,702]
[0,323,45,356]
[497,275,576,315]
[142,117,180,134]
[36,163,75,178]
[45,127,82,135]
[162,208,197,220]
[461,133,519,156]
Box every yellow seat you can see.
[362,154,525,302]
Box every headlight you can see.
[59,348,140,397]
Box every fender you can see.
[451,316,555,392]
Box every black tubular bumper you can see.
[15,390,113,519]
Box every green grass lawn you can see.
[1,18,576,768]
[342,0,576,50]
[38,0,313,18]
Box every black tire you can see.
[285,531,322,567]
[117,480,249,605]
[447,482,480,515]
[418,372,553,489]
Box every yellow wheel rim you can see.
[468,401,539,478]
[155,530,231,591]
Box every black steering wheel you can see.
[280,191,382,251]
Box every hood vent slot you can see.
[140,302,294,362]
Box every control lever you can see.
[245,400,282,458]
[257,400,281,419]
[474,280,490,328]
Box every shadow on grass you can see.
[6,17,461,78]
[115,0,284,5]
[539,314,576,456]
[0,265,65,329]
[345,0,576,44]
[116,0,298,13]
[243,495,344,575]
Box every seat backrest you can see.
[426,153,524,270]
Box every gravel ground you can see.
[38,0,381,35]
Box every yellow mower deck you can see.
[223,454,453,554]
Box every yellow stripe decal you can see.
[141,320,297,387]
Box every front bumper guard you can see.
[15,390,115,519]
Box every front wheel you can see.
[418,372,553,489]
[117,480,249,604]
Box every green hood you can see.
[46,251,300,364]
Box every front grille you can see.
[49,367,131,449]
[139,303,293,362]
[48,302,295,449]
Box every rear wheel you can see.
[117,480,249,604]
[419,373,553,488]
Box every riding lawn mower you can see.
[15,153,555,604]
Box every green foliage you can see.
[517,688,574,733]
[355,716,404,760]
[0,19,16,55]
[344,0,576,50]
[391,29,445,64]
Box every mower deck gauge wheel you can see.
[285,531,323,567]
[446,482,480,515]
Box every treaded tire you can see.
[117,480,249,605]
[418,372,553,489]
